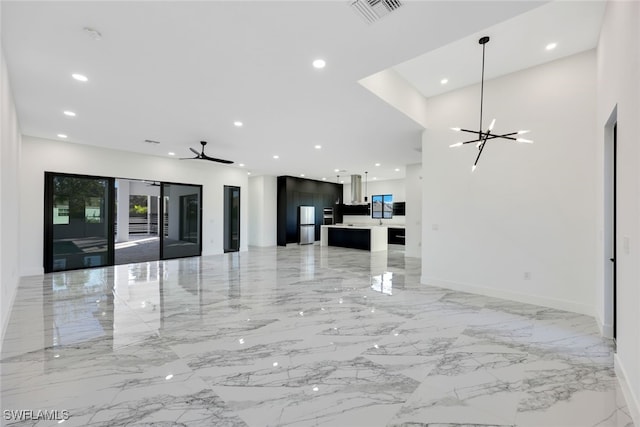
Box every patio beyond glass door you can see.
[160,183,202,259]
[44,172,114,272]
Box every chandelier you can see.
[450,36,533,171]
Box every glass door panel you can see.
[160,183,202,259]
[44,173,114,272]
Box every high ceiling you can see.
[1,1,605,183]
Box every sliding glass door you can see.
[160,183,202,259]
[44,172,114,272]
[44,174,203,271]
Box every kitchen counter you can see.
[320,224,388,251]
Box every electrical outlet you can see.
[524,272,531,280]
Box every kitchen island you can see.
[320,224,388,251]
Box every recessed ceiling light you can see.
[440,78,448,85]
[239,163,245,167]
[273,155,279,159]
[234,121,243,127]
[340,180,344,184]
[375,163,381,167]
[545,42,557,51]
[314,145,322,149]
[373,177,377,180]
[312,59,326,69]
[322,177,326,181]
[334,168,339,172]
[168,152,175,156]
[394,168,400,172]
[63,110,76,117]
[300,174,305,177]
[72,73,88,82]
[247,172,252,175]
[57,134,68,139]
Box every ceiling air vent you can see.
[350,0,403,24]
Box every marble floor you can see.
[0,245,634,427]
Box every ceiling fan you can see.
[181,141,233,164]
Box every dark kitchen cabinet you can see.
[387,227,405,245]
[277,176,343,246]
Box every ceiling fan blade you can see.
[179,156,199,160]
[183,141,233,164]
[201,154,234,164]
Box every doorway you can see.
[160,182,203,259]
[604,110,617,345]
[224,185,240,253]
[44,172,115,272]
[114,179,161,265]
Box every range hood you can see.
[351,174,363,204]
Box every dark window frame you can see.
[371,194,393,219]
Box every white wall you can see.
[0,47,22,348]
[596,1,640,423]
[421,50,597,315]
[405,163,422,258]
[358,68,430,128]
[248,175,277,247]
[19,136,249,276]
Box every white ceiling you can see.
[393,1,606,98]
[1,1,605,184]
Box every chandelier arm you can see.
[460,132,519,145]
[459,130,518,138]
[472,126,493,168]
[473,137,487,168]
[485,132,519,141]
[459,128,482,134]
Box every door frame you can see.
[159,181,203,260]
[603,107,617,345]
[43,172,115,273]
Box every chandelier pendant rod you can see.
[479,37,488,139]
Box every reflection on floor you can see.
[1,245,634,426]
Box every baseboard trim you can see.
[20,268,45,277]
[0,275,19,355]
[420,276,593,316]
[595,311,614,338]
[615,353,640,427]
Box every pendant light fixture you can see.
[450,36,533,172]
[364,171,368,202]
